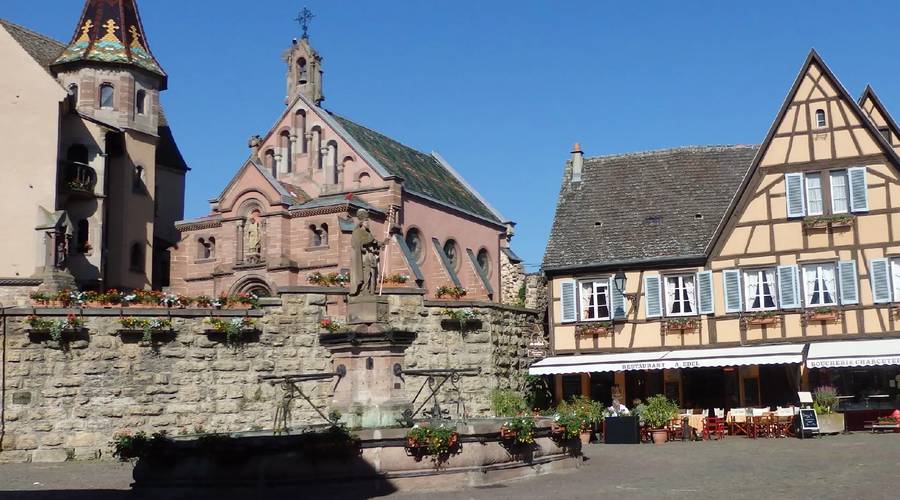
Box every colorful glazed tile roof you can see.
[51,0,166,84]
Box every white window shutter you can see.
[838,260,858,305]
[608,277,626,319]
[848,167,869,212]
[869,259,891,304]
[785,173,806,218]
[722,269,742,313]
[560,280,577,322]
[644,275,662,318]
[696,271,715,314]
[777,265,801,309]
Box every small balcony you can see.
[62,161,97,197]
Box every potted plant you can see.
[319,318,343,334]
[204,317,256,343]
[26,313,84,342]
[643,394,678,444]
[440,308,479,330]
[813,385,843,434]
[404,423,460,467]
[435,285,467,300]
[555,396,603,444]
[29,292,52,307]
[500,416,536,445]
[118,317,174,343]
[383,273,411,285]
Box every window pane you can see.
[100,85,114,108]
[806,173,823,215]
[831,171,849,214]
[580,282,594,319]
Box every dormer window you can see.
[815,109,826,128]
[99,83,114,109]
[135,90,147,115]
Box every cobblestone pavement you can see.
[0,433,897,499]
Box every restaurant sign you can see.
[620,360,702,371]
[808,356,900,368]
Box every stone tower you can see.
[45,0,181,291]
[284,36,324,105]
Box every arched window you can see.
[815,109,826,128]
[135,89,147,115]
[67,144,89,164]
[443,239,459,270]
[198,238,208,259]
[327,140,338,184]
[76,219,90,253]
[129,242,144,272]
[208,237,216,258]
[280,131,292,173]
[297,57,308,84]
[477,248,490,276]
[311,127,323,169]
[132,165,145,193]
[309,225,322,246]
[68,84,78,108]
[405,228,423,262]
[265,149,276,177]
[295,110,307,153]
[320,223,329,246]
[99,83,114,109]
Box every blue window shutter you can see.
[777,265,801,309]
[838,260,859,305]
[869,259,891,304]
[608,277,626,319]
[560,280,577,322]
[722,269,742,313]
[644,275,662,318]
[785,173,806,218]
[697,271,715,315]
[848,167,869,213]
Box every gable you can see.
[708,50,900,259]
[859,86,900,157]
[215,160,299,214]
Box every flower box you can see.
[745,315,780,326]
[550,422,566,435]
[499,427,518,440]
[664,320,698,333]
[806,309,840,322]
[576,324,611,337]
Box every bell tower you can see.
[285,8,324,106]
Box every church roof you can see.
[0,19,65,75]
[543,145,758,273]
[50,0,166,88]
[331,114,504,224]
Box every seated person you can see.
[608,398,630,416]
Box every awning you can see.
[529,344,806,376]
[806,338,900,369]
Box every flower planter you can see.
[499,427,518,440]
[651,429,668,444]
[664,321,697,334]
[818,413,845,434]
[550,422,566,436]
[746,316,779,326]
[228,303,253,310]
[579,430,591,445]
[808,312,839,322]
[576,326,611,337]
[440,318,482,330]
[829,219,854,228]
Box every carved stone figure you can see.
[245,213,262,255]
[350,209,382,296]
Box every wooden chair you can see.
[667,418,685,441]
[702,417,725,440]
[728,409,752,437]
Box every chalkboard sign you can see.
[799,408,819,432]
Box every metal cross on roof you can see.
[295,7,315,40]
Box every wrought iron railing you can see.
[62,161,97,195]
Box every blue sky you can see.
[6,1,900,270]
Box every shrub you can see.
[491,389,528,417]
[813,385,839,415]
[642,394,679,429]
[502,416,535,445]
[110,431,171,461]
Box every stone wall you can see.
[523,273,548,312]
[0,292,540,463]
[499,250,525,306]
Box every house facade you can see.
[169,33,521,303]
[0,0,188,302]
[534,51,900,426]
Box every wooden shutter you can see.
[777,265,801,309]
[838,260,858,305]
[560,280,577,322]
[848,167,869,212]
[869,258,891,304]
[722,269,742,313]
[644,275,662,318]
[696,271,714,314]
[609,277,626,319]
[784,173,806,218]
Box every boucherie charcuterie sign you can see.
[807,356,900,368]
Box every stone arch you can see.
[230,275,274,297]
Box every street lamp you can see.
[613,270,626,295]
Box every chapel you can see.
[169,26,522,303]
